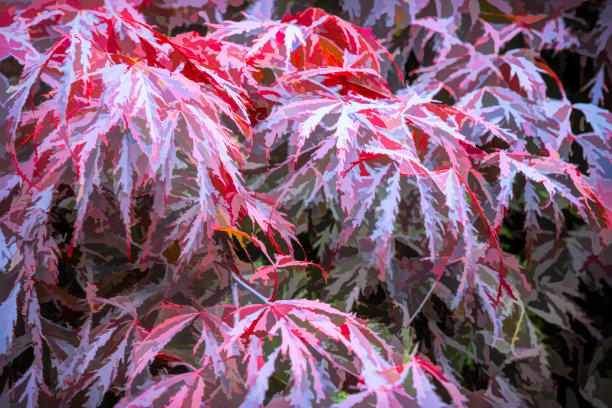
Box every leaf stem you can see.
[510,301,525,358]
[404,279,437,327]
[233,273,269,303]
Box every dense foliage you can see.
[1,0,611,406]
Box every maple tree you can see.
[0,0,611,406]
